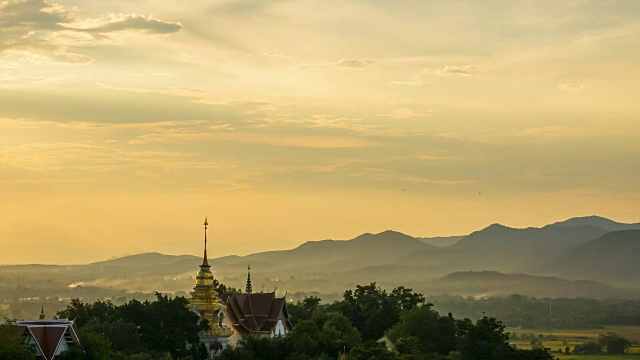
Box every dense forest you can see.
[1,283,562,360]
[428,294,640,329]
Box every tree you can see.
[458,317,511,360]
[390,286,425,311]
[598,332,631,354]
[288,296,322,326]
[0,325,32,360]
[387,304,456,356]
[77,331,112,360]
[318,313,362,357]
[57,294,205,360]
[573,341,602,355]
[333,283,400,340]
[285,320,321,356]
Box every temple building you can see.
[14,320,81,360]
[189,217,233,357]
[188,217,292,355]
[222,265,293,338]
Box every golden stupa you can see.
[190,217,233,337]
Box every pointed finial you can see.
[39,306,45,320]
[201,216,210,267]
[245,263,253,294]
[204,216,208,245]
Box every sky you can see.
[1,0,639,264]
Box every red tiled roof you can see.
[224,292,292,334]
[17,320,80,360]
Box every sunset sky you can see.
[1,0,639,264]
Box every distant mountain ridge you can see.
[1,215,638,302]
[451,223,608,252]
[550,215,640,232]
[418,235,465,247]
[520,230,640,283]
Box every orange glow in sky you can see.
[1,0,639,264]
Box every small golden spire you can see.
[201,216,210,267]
[339,346,347,360]
[245,264,252,293]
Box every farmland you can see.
[508,326,640,359]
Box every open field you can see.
[508,326,640,359]
[553,355,640,360]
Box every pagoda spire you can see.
[201,217,210,268]
[39,305,45,320]
[245,264,252,293]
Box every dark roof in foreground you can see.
[222,292,292,334]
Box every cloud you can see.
[65,14,182,34]
[558,83,584,93]
[130,129,375,148]
[389,80,425,87]
[334,58,373,68]
[405,176,474,185]
[1,142,233,172]
[377,107,434,119]
[262,52,291,57]
[0,0,181,63]
[430,65,479,76]
[578,21,640,44]
[0,118,207,130]
[435,125,592,143]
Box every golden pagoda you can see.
[339,346,348,360]
[190,217,233,353]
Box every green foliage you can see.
[457,316,511,360]
[429,294,640,329]
[56,293,204,360]
[52,284,557,360]
[0,325,32,360]
[329,282,425,341]
[288,296,322,326]
[598,332,632,354]
[573,340,602,354]
[387,304,456,356]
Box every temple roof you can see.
[17,320,80,360]
[222,292,292,334]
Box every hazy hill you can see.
[1,215,639,311]
[451,223,608,252]
[550,216,640,232]
[217,230,436,274]
[418,235,465,247]
[521,230,640,284]
[89,252,198,268]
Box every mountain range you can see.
[1,215,638,308]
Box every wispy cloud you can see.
[0,118,206,130]
[436,125,594,143]
[377,107,434,119]
[1,142,233,172]
[262,52,291,57]
[0,0,182,64]
[428,65,479,77]
[64,14,182,34]
[558,83,584,93]
[334,58,373,68]
[404,176,474,185]
[389,80,425,87]
[578,21,640,44]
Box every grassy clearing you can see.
[507,325,640,359]
[552,355,640,360]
